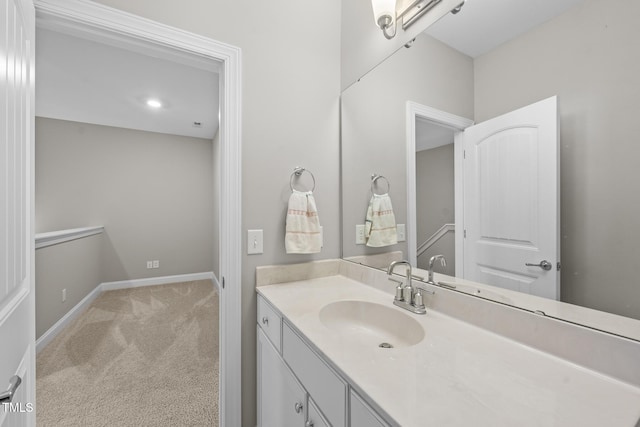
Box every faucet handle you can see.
[388,277,404,301]
[416,285,435,296]
[413,291,424,309]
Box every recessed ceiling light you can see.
[146,99,162,109]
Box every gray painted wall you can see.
[89,1,342,424]
[473,0,640,319]
[36,118,215,281]
[341,33,474,262]
[416,144,455,275]
[35,234,102,338]
[35,117,215,336]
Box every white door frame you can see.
[406,101,473,273]
[33,1,243,425]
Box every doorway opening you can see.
[405,101,473,275]
[33,1,242,425]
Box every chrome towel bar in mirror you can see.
[371,173,390,195]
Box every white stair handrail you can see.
[417,223,454,257]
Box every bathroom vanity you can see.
[256,260,640,427]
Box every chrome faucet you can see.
[427,255,447,284]
[387,260,430,315]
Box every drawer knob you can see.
[305,421,314,427]
[262,316,269,325]
[294,402,303,413]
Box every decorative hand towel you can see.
[285,190,323,254]
[365,193,397,247]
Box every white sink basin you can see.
[319,300,425,348]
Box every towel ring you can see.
[290,166,316,192]
[371,173,390,195]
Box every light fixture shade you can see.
[371,0,396,28]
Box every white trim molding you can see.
[33,1,243,424]
[35,225,104,249]
[101,271,215,291]
[406,102,473,272]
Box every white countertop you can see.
[258,275,640,427]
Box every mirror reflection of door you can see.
[415,119,457,275]
[463,96,560,300]
[410,97,559,300]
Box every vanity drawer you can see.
[258,295,282,351]
[282,322,346,427]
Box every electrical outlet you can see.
[355,224,366,244]
[152,260,159,268]
[147,261,153,269]
[397,224,406,242]
[62,288,66,302]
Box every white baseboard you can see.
[36,283,102,354]
[101,272,215,292]
[37,271,216,354]
[212,273,221,291]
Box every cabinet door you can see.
[350,390,389,427]
[257,327,306,427]
[282,322,347,427]
[307,397,330,427]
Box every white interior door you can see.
[463,96,560,299]
[0,0,35,425]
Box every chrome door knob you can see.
[525,260,552,271]
[294,402,304,413]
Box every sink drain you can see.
[378,342,393,349]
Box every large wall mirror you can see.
[341,0,640,341]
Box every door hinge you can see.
[221,276,225,289]
[463,150,466,159]
[464,229,467,238]
[557,262,561,271]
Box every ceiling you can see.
[35,0,585,141]
[425,0,586,58]
[416,119,454,152]
[36,28,220,140]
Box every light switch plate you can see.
[397,224,406,242]
[248,229,264,254]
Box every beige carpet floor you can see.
[36,280,219,426]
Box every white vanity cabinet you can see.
[257,328,306,426]
[307,397,331,427]
[350,390,390,427]
[257,294,391,427]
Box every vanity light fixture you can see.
[372,0,465,40]
[372,0,397,39]
[146,98,162,109]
